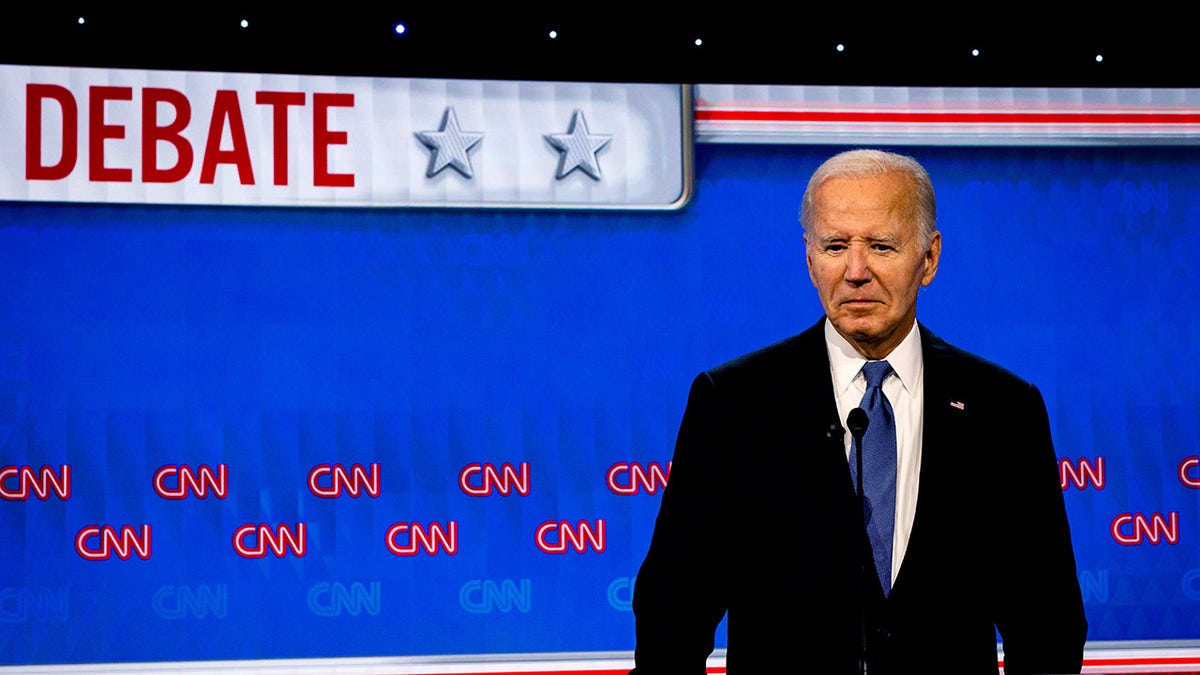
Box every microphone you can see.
[848,407,869,439]
[847,407,870,675]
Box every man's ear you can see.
[921,231,942,287]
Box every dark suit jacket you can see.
[631,318,1087,674]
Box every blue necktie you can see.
[851,360,897,597]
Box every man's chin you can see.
[831,319,883,343]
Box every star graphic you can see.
[545,110,612,181]
[415,107,484,178]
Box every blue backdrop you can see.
[2,142,1198,664]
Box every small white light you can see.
[394,23,406,35]
[77,16,85,25]
[239,19,249,29]
[694,38,703,46]
[836,43,845,52]
[1095,54,1104,63]
[548,29,557,39]
[971,48,980,57]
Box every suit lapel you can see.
[890,325,972,595]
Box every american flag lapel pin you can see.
[950,400,965,410]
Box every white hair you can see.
[799,149,937,252]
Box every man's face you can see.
[805,172,941,360]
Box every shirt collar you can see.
[825,318,922,398]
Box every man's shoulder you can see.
[703,320,827,385]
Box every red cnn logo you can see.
[607,462,671,495]
[1179,457,1200,488]
[75,524,151,560]
[386,521,458,556]
[1059,457,1105,490]
[0,465,71,500]
[535,519,606,554]
[153,464,227,499]
[459,462,530,496]
[308,463,380,498]
[233,523,307,558]
[1111,512,1179,545]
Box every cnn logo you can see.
[1111,512,1179,545]
[607,462,670,495]
[0,465,70,500]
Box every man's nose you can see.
[843,246,872,283]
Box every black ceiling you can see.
[2,6,1195,87]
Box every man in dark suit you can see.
[630,149,1087,674]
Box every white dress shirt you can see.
[824,319,924,585]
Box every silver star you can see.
[545,110,612,181]
[415,108,484,178]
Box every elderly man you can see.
[631,149,1087,674]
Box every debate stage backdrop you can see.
[1,65,1199,669]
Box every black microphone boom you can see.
[848,406,870,675]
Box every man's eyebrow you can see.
[815,233,903,246]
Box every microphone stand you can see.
[848,408,870,675]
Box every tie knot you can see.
[861,360,893,389]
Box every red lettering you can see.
[458,462,530,496]
[75,524,152,560]
[142,88,193,183]
[535,519,606,554]
[88,86,133,182]
[25,84,78,180]
[308,463,381,498]
[607,461,671,495]
[153,464,227,499]
[256,91,306,186]
[386,521,458,556]
[1059,457,1105,490]
[1112,512,1179,545]
[313,93,354,187]
[24,85,357,189]
[233,523,307,558]
[200,90,254,185]
[0,465,71,500]
[1180,456,1200,488]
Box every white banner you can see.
[0,65,691,210]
